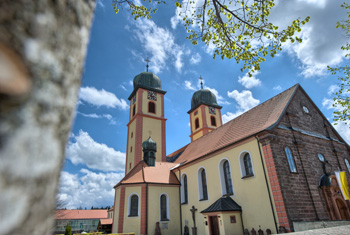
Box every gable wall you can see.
[269,88,350,230]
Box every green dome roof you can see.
[191,89,219,109]
[133,72,161,90]
[142,137,157,151]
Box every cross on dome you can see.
[145,57,150,72]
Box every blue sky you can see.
[58,0,349,209]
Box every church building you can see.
[112,71,350,235]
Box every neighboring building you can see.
[54,210,107,234]
[97,207,114,234]
[113,71,350,235]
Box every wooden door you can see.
[336,199,350,220]
[209,216,220,235]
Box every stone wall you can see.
[269,88,350,231]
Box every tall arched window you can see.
[195,118,199,129]
[128,194,139,217]
[181,174,188,204]
[285,147,297,173]
[219,160,234,196]
[345,159,350,173]
[211,116,217,126]
[160,194,169,221]
[132,105,136,116]
[243,153,253,176]
[148,102,155,114]
[198,168,208,200]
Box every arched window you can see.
[345,159,350,173]
[211,116,216,126]
[181,174,188,204]
[132,105,136,116]
[219,159,234,196]
[241,153,253,177]
[160,194,169,221]
[223,161,233,194]
[198,168,208,200]
[128,194,139,217]
[285,147,297,173]
[195,118,199,129]
[148,102,155,114]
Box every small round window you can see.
[318,153,325,162]
[303,106,309,114]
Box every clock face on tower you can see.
[148,91,157,101]
[209,107,216,114]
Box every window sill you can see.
[181,202,188,205]
[127,215,139,217]
[160,219,170,222]
[223,193,233,197]
[241,174,254,179]
[199,198,208,201]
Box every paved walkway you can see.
[288,225,350,234]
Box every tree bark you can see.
[0,1,95,234]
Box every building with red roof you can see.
[54,209,108,234]
[113,71,350,235]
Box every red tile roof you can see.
[115,161,180,187]
[174,84,298,165]
[100,218,113,225]
[55,210,108,220]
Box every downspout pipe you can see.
[179,168,183,235]
[146,182,149,235]
[255,135,279,233]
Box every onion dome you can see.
[188,89,222,113]
[128,72,166,100]
[142,137,157,152]
[133,72,161,90]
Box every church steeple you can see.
[188,78,222,142]
[125,70,167,174]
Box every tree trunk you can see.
[0,1,95,234]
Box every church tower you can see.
[188,87,222,142]
[125,72,167,174]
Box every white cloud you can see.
[223,90,260,123]
[79,86,129,110]
[228,90,260,110]
[238,70,262,89]
[58,169,124,209]
[333,122,350,145]
[97,0,105,8]
[222,111,244,123]
[184,78,229,105]
[205,86,230,105]
[328,85,338,96]
[184,80,196,91]
[190,53,202,64]
[66,130,125,172]
[322,97,343,112]
[119,85,127,91]
[132,18,185,73]
[175,50,184,73]
[273,85,282,91]
[170,0,205,30]
[269,0,347,78]
[78,112,116,125]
